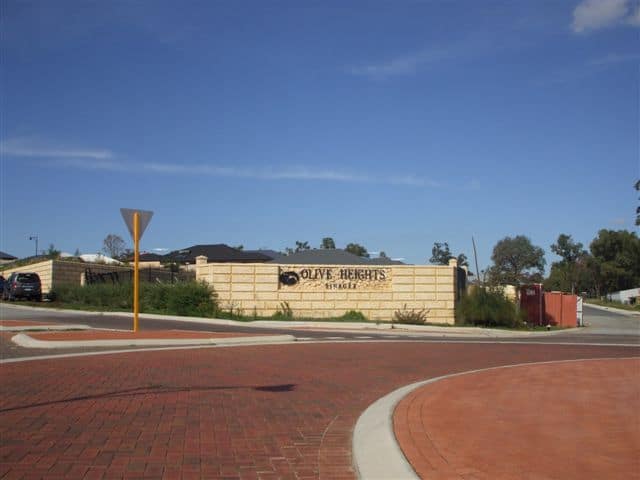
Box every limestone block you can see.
[256,292,279,301]
[312,301,333,310]
[436,268,454,277]
[231,283,254,292]
[392,267,415,276]
[393,276,414,284]
[414,276,437,285]
[370,292,393,301]
[334,301,354,309]
[211,265,232,274]
[231,265,255,274]
[324,292,348,300]
[347,292,371,300]
[287,301,312,310]
[232,274,255,283]
[213,283,231,291]
[436,284,453,292]
[415,284,436,295]
[254,275,274,284]
[254,266,278,275]
[255,283,278,292]
[415,292,437,300]
[414,267,437,277]
[392,284,414,292]
[302,292,324,301]
[277,292,302,301]
[436,291,455,300]
[212,274,231,283]
[357,301,379,310]
[393,293,414,301]
[229,292,255,301]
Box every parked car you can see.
[2,272,42,301]
[0,275,5,293]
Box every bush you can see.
[393,304,429,324]
[272,301,294,320]
[456,287,523,328]
[339,310,367,321]
[50,281,217,317]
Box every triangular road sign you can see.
[120,208,154,240]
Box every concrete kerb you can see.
[11,332,297,349]
[352,356,640,480]
[2,304,573,338]
[584,303,640,317]
[0,324,91,332]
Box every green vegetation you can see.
[456,287,524,328]
[393,304,429,325]
[49,281,217,317]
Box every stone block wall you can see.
[196,257,460,324]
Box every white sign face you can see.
[120,208,154,240]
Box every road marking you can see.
[325,336,345,340]
[355,336,374,339]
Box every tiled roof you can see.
[271,249,406,265]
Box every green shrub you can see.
[50,281,217,317]
[339,310,367,321]
[456,287,523,328]
[272,301,294,320]
[393,305,429,325]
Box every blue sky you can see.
[1,0,638,272]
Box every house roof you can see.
[271,249,406,265]
[165,244,272,263]
[0,251,17,260]
[244,249,286,262]
[139,252,165,262]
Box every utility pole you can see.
[29,235,38,257]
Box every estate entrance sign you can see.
[279,266,391,291]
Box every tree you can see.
[73,248,81,257]
[429,242,469,267]
[233,245,244,251]
[430,242,452,265]
[320,237,336,249]
[46,244,60,258]
[589,229,640,295]
[285,240,311,255]
[547,234,588,294]
[102,234,127,259]
[379,251,388,259]
[345,243,369,257]
[487,235,546,288]
[635,179,639,226]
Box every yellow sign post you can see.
[133,212,140,332]
[120,208,154,333]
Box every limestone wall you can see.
[196,258,460,324]
[1,260,54,293]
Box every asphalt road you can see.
[1,302,638,346]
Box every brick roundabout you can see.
[0,342,638,479]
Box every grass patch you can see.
[456,287,524,328]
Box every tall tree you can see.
[589,229,640,295]
[430,242,452,265]
[345,243,369,257]
[320,237,336,249]
[487,235,546,287]
[546,234,588,294]
[429,242,469,267]
[102,234,127,259]
[635,179,639,226]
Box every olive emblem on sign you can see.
[279,271,300,286]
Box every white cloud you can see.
[2,137,441,188]
[348,47,451,79]
[0,138,113,160]
[572,0,634,33]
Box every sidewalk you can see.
[1,304,572,338]
[1,320,295,349]
[393,358,639,479]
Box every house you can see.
[271,249,406,265]
[164,244,273,266]
[0,251,18,265]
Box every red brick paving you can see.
[394,358,640,480]
[0,320,56,327]
[27,330,272,341]
[0,343,637,479]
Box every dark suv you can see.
[2,272,42,301]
